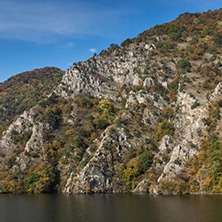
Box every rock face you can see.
[54,43,160,100]
[65,134,115,194]
[157,92,208,183]
[0,107,51,166]
[63,126,139,194]
[1,9,222,194]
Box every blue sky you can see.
[0,0,221,82]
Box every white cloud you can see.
[0,0,131,42]
[68,62,74,67]
[89,48,97,53]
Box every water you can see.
[0,193,222,222]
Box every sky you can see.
[0,0,221,82]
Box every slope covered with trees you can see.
[0,67,64,135]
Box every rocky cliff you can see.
[1,9,222,194]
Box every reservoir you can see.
[0,193,222,222]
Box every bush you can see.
[213,32,222,45]
[177,59,191,71]
[212,109,220,120]
[163,107,174,119]
[168,80,179,91]
[72,135,87,149]
[95,119,109,130]
[24,172,41,190]
[7,156,16,168]
[153,120,175,142]
[121,38,132,47]
[43,106,62,128]
[139,151,154,172]
[202,80,210,89]
[24,164,58,193]
[122,157,142,190]
[133,129,141,138]
[191,100,200,109]
[174,158,181,165]
[23,130,32,143]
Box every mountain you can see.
[0,67,64,136]
[1,9,222,194]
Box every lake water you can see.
[0,193,222,222]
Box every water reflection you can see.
[1,193,222,222]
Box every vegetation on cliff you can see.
[1,9,222,194]
[0,67,64,136]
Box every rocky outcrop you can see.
[63,126,135,194]
[151,92,208,189]
[0,107,51,165]
[54,42,176,101]
[210,82,222,101]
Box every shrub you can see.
[174,158,181,165]
[122,157,142,189]
[212,109,220,120]
[153,120,175,142]
[213,32,222,45]
[133,129,141,138]
[24,172,41,190]
[72,135,87,150]
[23,130,32,143]
[168,79,179,91]
[202,80,210,89]
[43,106,62,128]
[95,119,109,130]
[7,156,16,168]
[139,151,154,172]
[163,107,174,119]
[121,38,132,47]
[24,164,58,193]
[191,100,200,109]
[177,59,191,71]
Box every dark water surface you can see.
[0,193,222,222]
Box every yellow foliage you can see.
[99,100,110,109]
[85,187,91,193]
[203,178,211,187]
[116,92,121,97]
[45,107,51,113]
[65,129,75,137]
[123,157,141,182]
[45,140,63,161]
[62,170,68,176]
[83,125,92,132]
[135,113,142,121]
[90,132,97,140]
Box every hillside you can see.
[1,9,222,194]
[0,67,64,135]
